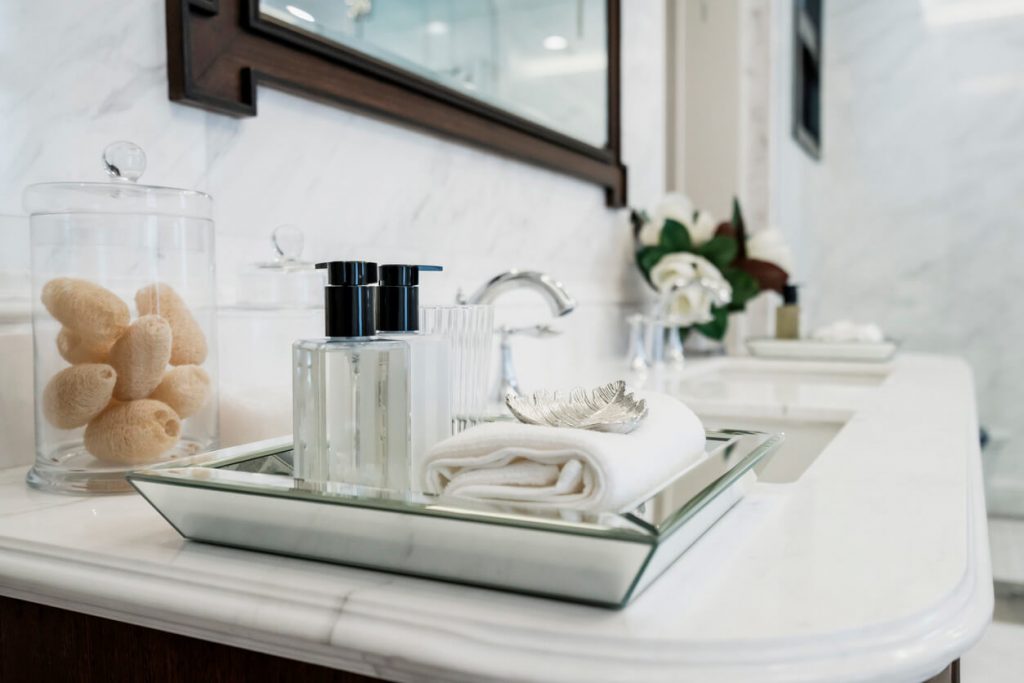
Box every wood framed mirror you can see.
[166,0,627,205]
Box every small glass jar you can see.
[235,225,325,309]
[218,225,323,447]
[24,142,219,493]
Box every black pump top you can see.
[782,284,799,305]
[317,261,378,286]
[315,261,378,337]
[379,264,441,287]
[377,264,442,332]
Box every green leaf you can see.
[636,246,668,279]
[658,219,692,252]
[723,267,760,312]
[695,306,729,341]
[732,197,745,233]
[697,235,739,269]
[731,197,748,260]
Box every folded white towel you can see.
[811,319,885,343]
[423,391,706,513]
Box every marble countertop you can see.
[0,353,991,682]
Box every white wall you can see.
[0,0,666,468]
[674,0,741,219]
[669,0,772,230]
[768,0,1024,508]
[766,0,810,282]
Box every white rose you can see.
[664,285,715,325]
[689,210,718,245]
[637,219,662,247]
[747,227,794,273]
[650,252,727,292]
[650,252,732,326]
[647,192,695,239]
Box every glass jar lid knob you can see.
[102,141,147,183]
[272,224,305,262]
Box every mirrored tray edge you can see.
[127,429,783,607]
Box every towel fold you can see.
[423,391,706,513]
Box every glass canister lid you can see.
[235,225,326,309]
[23,142,212,219]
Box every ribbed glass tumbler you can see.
[420,305,494,434]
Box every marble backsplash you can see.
[0,0,665,468]
[769,0,1024,504]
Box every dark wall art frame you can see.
[792,0,823,160]
[166,0,627,206]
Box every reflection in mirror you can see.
[261,0,609,146]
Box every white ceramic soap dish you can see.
[746,337,898,362]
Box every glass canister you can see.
[235,225,325,309]
[24,142,219,493]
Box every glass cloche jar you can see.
[24,142,219,493]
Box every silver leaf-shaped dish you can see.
[505,381,648,434]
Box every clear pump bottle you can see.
[292,261,410,491]
[377,265,452,490]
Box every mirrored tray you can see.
[128,430,783,608]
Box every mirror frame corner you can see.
[166,0,627,206]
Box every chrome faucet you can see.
[461,270,576,316]
[458,270,576,402]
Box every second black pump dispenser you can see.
[375,264,451,484]
[377,264,442,333]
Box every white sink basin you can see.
[701,414,845,483]
[663,358,889,414]
[653,357,894,483]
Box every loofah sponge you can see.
[84,399,181,465]
[42,364,117,429]
[149,365,210,419]
[42,277,130,347]
[135,283,207,365]
[108,315,173,401]
[57,327,114,364]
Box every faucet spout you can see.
[459,270,575,403]
[460,270,576,317]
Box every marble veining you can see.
[765,0,1024,512]
[0,0,664,306]
[0,0,668,466]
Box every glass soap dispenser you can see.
[377,265,452,488]
[292,261,410,491]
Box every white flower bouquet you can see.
[631,195,792,340]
